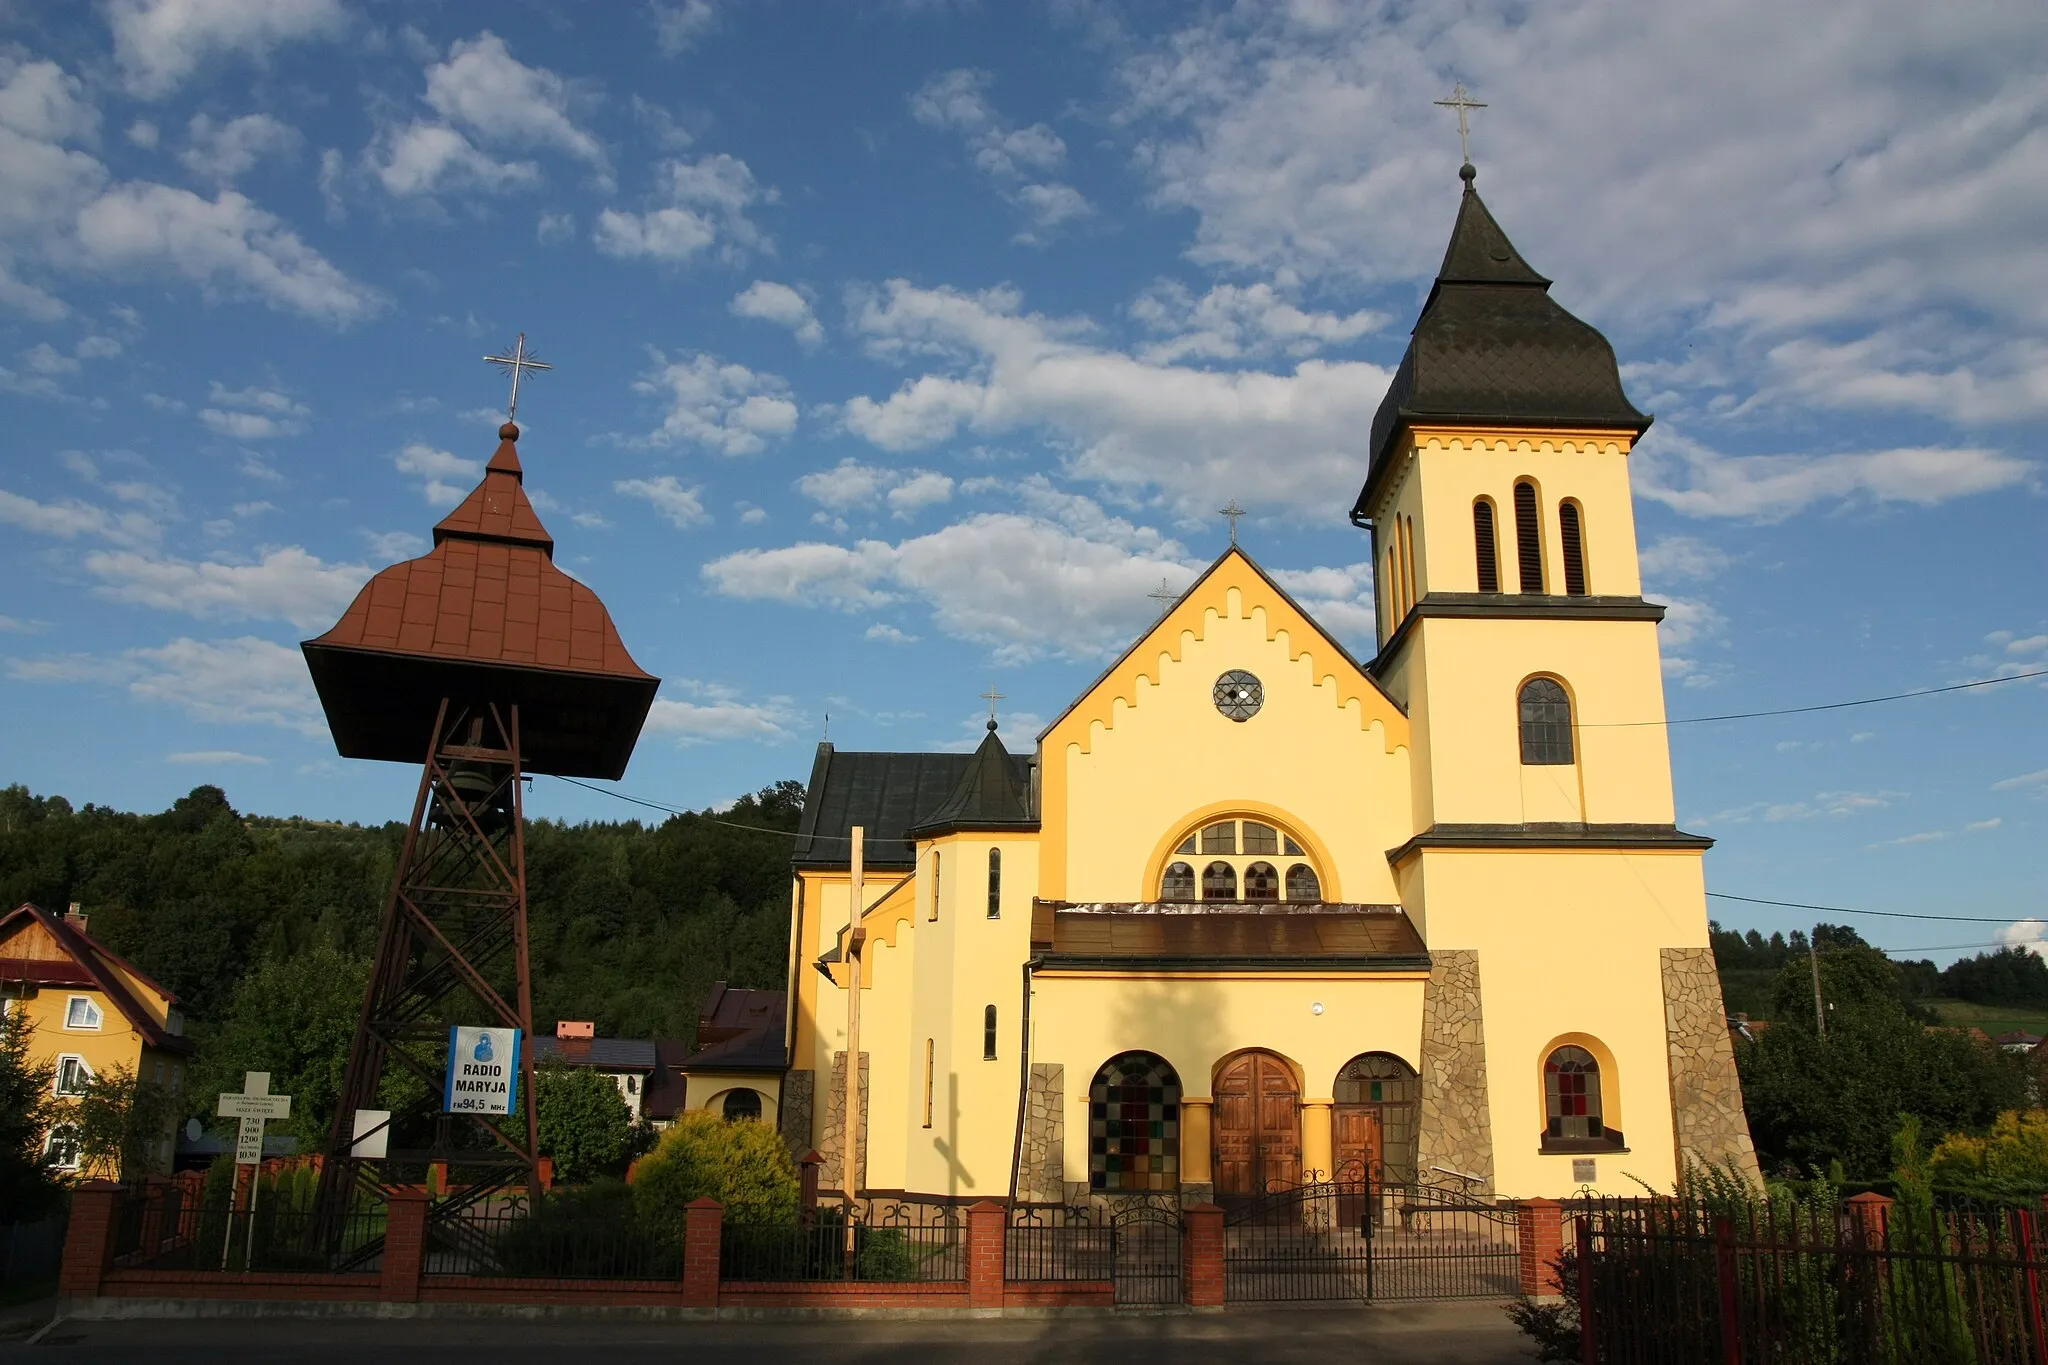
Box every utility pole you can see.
[843,825,865,1210]
[1810,925,1826,1037]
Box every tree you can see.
[61,1063,175,1180]
[0,1007,61,1220]
[189,946,371,1147]
[534,1062,634,1183]
[632,1110,798,1234]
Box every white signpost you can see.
[445,1026,521,1115]
[215,1072,291,1269]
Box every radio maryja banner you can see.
[445,1025,522,1115]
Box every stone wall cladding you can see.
[779,1069,814,1160]
[1661,947,1762,1184]
[1017,1063,1064,1203]
[819,1052,869,1192]
[1417,949,1495,1194]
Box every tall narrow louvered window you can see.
[1403,516,1418,608]
[1473,499,1500,593]
[986,847,1001,918]
[1519,678,1574,765]
[1513,481,1545,593]
[1559,502,1587,596]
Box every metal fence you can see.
[1006,1205,1114,1282]
[1580,1197,2048,1364]
[423,1195,680,1279]
[0,1206,67,1287]
[1225,1177,1519,1303]
[722,1202,965,1283]
[110,1181,386,1274]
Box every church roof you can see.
[908,724,1034,837]
[794,743,1038,870]
[1352,165,1651,522]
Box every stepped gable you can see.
[302,422,658,779]
[1354,163,1651,521]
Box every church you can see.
[773,163,1758,1204]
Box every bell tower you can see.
[1353,161,1675,831]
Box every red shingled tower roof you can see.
[302,423,658,779]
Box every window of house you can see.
[1403,515,1418,610]
[65,996,103,1030]
[1160,861,1196,900]
[1473,499,1501,593]
[722,1088,763,1122]
[1200,821,1236,854]
[1285,864,1321,901]
[1088,1052,1180,1191]
[983,1005,998,1060]
[1202,861,1238,900]
[1559,501,1587,596]
[1175,833,1197,854]
[1519,678,1574,765]
[1162,817,1326,903]
[56,1055,93,1096]
[987,848,1002,918]
[1544,1045,1618,1147]
[45,1124,80,1170]
[930,850,941,921]
[1513,480,1545,593]
[1243,862,1279,901]
[1241,821,1279,855]
[624,1075,639,1095]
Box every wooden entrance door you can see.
[1333,1104,1383,1183]
[1213,1050,1301,1195]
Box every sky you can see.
[0,0,2042,963]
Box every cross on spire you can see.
[1219,498,1246,546]
[483,332,553,423]
[1434,81,1487,167]
[979,684,1005,731]
[1148,577,1179,615]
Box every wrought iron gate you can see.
[1110,1197,1184,1306]
[1224,1175,1519,1302]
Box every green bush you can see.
[632,1110,798,1234]
[535,1062,634,1184]
[490,1179,681,1279]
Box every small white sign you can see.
[234,1116,265,1165]
[445,1026,521,1115]
[350,1108,392,1160]
[218,1072,291,1166]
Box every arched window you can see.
[1285,864,1321,901]
[1472,499,1500,593]
[1402,515,1418,610]
[984,1005,998,1060]
[1160,816,1325,905]
[1335,1053,1419,1183]
[1089,1051,1181,1191]
[1160,861,1196,900]
[1519,679,1574,765]
[1243,862,1278,901]
[1513,480,1544,593]
[1559,501,1587,596]
[929,850,941,921]
[1544,1045,1616,1145]
[987,847,1001,918]
[1202,861,1238,900]
[722,1088,763,1122]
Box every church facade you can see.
[776,167,1758,1204]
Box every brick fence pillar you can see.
[1518,1197,1566,1299]
[967,1200,1005,1310]
[683,1198,723,1308]
[1183,1203,1224,1309]
[379,1188,429,1303]
[1846,1191,1893,1247]
[58,1180,123,1301]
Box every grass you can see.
[1922,998,2048,1039]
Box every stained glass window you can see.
[1202,861,1237,900]
[1160,861,1196,900]
[1241,821,1278,855]
[1089,1052,1180,1191]
[1545,1046,1604,1140]
[1200,822,1236,854]
[1243,861,1279,901]
[1285,864,1321,901]
[1336,1053,1419,1183]
[1519,678,1574,765]
[987,847,1002,918]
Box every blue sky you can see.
[0,0,2042,961]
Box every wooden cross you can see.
[483,332,553,423]
[1435,82,1487,166]
[1219,498,1246,546]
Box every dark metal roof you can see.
[1353,166,1650,521]
[908,725,1035,837]
[793,742,1035,869]
[529,1035,658,1070]
[681,1028,789,1072]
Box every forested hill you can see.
[0,780,803,1042]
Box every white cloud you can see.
[166,749,268,764]
[1268,561,1376,646]
[362,529,426,561]
[126,119,158,148]
[180,112,299,181]
[731,280,823,348]
[1869,829,1949,849]
[1967,818,2003,832]
[911,68,1091,241]
[795,458,953,519]
[630,350,796,455]
[1638,535,1731,582]
[594,154,771,264]
[1633,430,2031,521]
[82,546,365,629]
[537,210,575,244]
[0,487,161,547]
[840,279,1389,516]
[199,409,290,439]
[651,0,718,55]
[642,679,797,745]
[393,443,479,504]
[1760,789,1907,822]
[865,623,917,644]
[108,0,347,99]
[615,475,708,529]
[1131,280,1384,363]
[366,120,538,198]
[1991,769,2048,793]
[1998,920,2048,960]
[21,343,78,375]
[423,32,605,168]
[9,635,324,733]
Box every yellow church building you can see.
[777,164,1757,1204]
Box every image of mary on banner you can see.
[445,1025,522,1115]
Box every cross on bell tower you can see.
[483,333,553,424]
[1434,82,1487,167]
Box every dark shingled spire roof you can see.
[910,723,1034,836]
[1352,165,1650,521]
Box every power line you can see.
[1590,667,2048,728]
[1707,891,2023,925]
[549,774,808,840]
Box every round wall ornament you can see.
[1213,669,1263,721]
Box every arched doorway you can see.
[1333,1052,1419,1185]
[1213,1050,1300,1195]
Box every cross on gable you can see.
[1219,499,1246,545]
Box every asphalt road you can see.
[4,1303,1538,1364]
